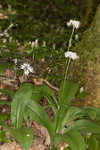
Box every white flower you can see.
[0,33,4,37]
[9,23,14,29]
[65,51,79,60]
[42,41,46,47]
[20,62,34,76]
[53,44,56,50]
[34,39,38,48]
[4,32,9,37]
[3,39,7,43]
[31,41,35,49]
[80,87,84,93]
[67,20,80,29]
[30,39,38,49]
[26,134,30,136]
[13,58,17,65]
[75,34,79,40]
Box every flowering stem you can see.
[67,26,75,51]
[64,26,75,81]
[64,58,71,81]
[61,58,71,100]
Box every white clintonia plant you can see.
[65,51,79,60]
[75,34,79,40]
[67,20,80,29]
[10,18,100,150]
[20,62,34,76]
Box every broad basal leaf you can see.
[0,130,10,143]
[55,106,84,133]
[11,83,35,128]
[84,107,100,121]
[40,85,56,97]
[54,106,69,133]
[0,100,11,105]
[28,100,54,137]
[88,135,99,150]
[63,131,86,150]
[40,85,59,114]
[64,119,100,134]
[8,127,33,150]
[58,80,79,105]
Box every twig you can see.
[0,75,59,92]
[43,79,59,92]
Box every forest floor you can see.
[0,68,67,150]
[0,65,100,150]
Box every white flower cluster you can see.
[29,39,38,49]
[75,34,79,40]
[26,134,30,137]
[65,51,79,60]
[13,58,18,65]
[80,87,84,93]
[67,20,80,29]
[20,62,34,76]
[42,41,46,47]
[0,23,14,37]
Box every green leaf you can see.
[64,147,71,150]
[8,127,33,150]
[32,84,59,119]
[45,95,58,114]
[11,83,34,128]
[58,80,79,105]
[0,87,15,98]
[41,85,59,114]
[0,120,33,150]
[0,100,11,105]
[41,85,55,97]
[77,91,87,99]
[64,119,100,134]
[55,106,83,133]
[50,147,59,150]
[84,107,100,121]
[55,106,68,133]
[31,86,43,102]
[0,63,12,75]
[63,131,86,150]
[0,114,10,122]
[88,135,99,150]
[63,107,84,123]
[28,100,54,137]
[0,130,10,143]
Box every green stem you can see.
[64,58,71,81]
[62,58,71,96]
[64,25,75,82]
[61,26,75,99]
[67,26,75,51]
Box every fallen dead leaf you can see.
[33,78,43,85]
[0,13,8,19]
[40,127,50,146]
[31,144,46,150]
[0,143,16,150]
